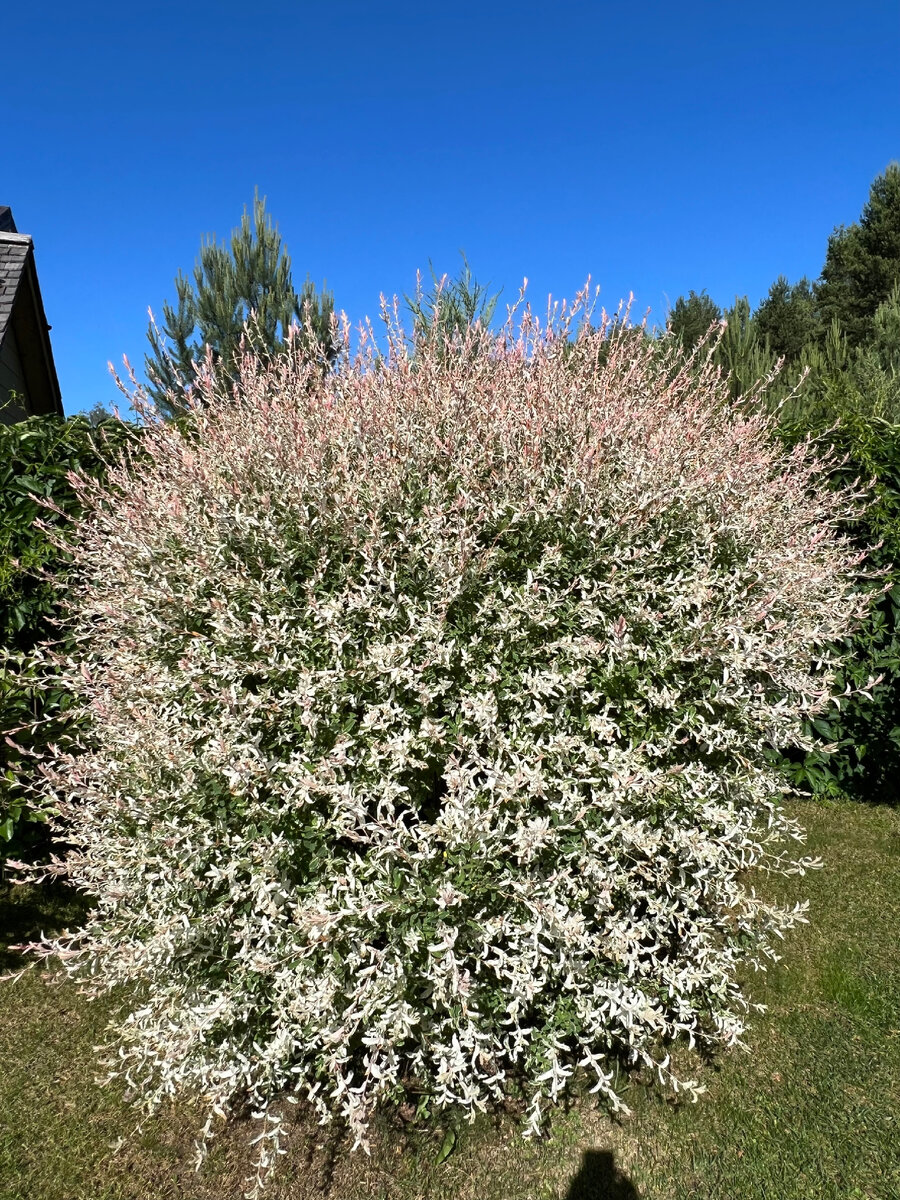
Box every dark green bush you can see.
[775,410,900,802]
[0,409,141,855]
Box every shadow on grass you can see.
[565,1149,640,1199]
[0,882,92,972]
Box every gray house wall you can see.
[0,323,30,422]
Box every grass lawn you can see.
[1,797,898,1200]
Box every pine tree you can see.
[817,162,900,346]
[714,296,777,400]
[145,192,335,417]
[404,253,501,354]
[849,285,900,422]
[668,290,722,352]
[754,275,820,361]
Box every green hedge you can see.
[775,411,900,802]
[1,411,141,854]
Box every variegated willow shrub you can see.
[15,298,872,1192]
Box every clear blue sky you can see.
[5,0,899,416]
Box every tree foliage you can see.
[667,289,721,352]
[404,252,501,352]
[145,192,335,418]
[817,162,900,346]
[754,275,820,361]
[668,165,900,800]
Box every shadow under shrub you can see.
[13,301,871,1194]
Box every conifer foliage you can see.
[21,299,870,1193]
[404,252,501,351]
[667,289,722,352]
[667,164,900,799]
[818,162,900,345]
[145,191,335,417]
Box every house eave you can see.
[0,229,63,420]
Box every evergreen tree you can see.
[145,192,335,417]
[405,253,501,353]
[871,281,900,373]
[715,296,777,400]
[849,285,900,422]
[817,162,900,346]
[754,275,820,361]
[668,290,722,352]
[83,400,117,427]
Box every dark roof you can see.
[0,231,32,346]
[0,208,63,419]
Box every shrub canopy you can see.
[19,303,871,1192]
